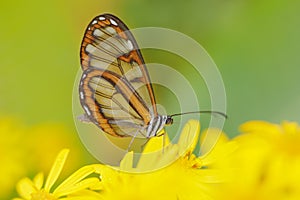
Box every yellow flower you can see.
[217,121,300,200]
[94,120,230,200]
[0,116,84,199]
[14,149,102,200]
[0,117,28,198]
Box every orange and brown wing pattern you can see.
[79,67,153,137]
[79,14,157,137]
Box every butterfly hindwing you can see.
[80,67,153,137]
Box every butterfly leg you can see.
[162,133,166,153]
[126,128,144,152]
[155,131,166,153]
[140,137,151,151]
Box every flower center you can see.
[31,190,57,200]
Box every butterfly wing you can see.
[79,14,157,137]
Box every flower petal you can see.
[120,151,134,171]
[201,140,238,166]
[199,127,227,157]
[281,121,300,135]
[142,130,170,153]
[59,195,103,200]
[239,120,280,135]
[54,164,99,194]
[44,149,69,192]
[54,177,101,197]
[177,120,200,155]
[135,120,199,171]
[65,189,105,200]
[16,177,37,200]
[33,172,44,190]
[94,164,118,181]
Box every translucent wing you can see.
[79,14,157,137]
[80,67,153,137]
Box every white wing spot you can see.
[80,81,83,86]
[82,73,87,79]
[88,27,91,30]
[92,20,98,25]
[110,19,118,26]
[127,40,134,50]
[99,16,106,20]
[93,29,104,37]
[83,105,91,116]
[80,91,84,99]
[85,44,96,54]
[105,27,117,34]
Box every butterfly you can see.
[78,14,226,145]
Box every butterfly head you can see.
[165,116,173,126]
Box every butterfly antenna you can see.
[170,111,228,119]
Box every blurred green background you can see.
[1,0,300,198]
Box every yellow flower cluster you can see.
[13,120,226,200]
[12,120,300,200]
[14,149,101,200]
[216,121,300,200]
[0,117,81,199]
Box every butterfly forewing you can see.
[80,14,155,92]
[79,14,158,138]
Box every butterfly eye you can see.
[165,117,173,125]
